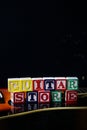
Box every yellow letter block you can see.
[8,78,21,92]
[20,78,33,92]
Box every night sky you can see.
[0,1,87,87]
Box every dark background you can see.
[0,109,87,130]
[0,1,87,88]
[0,3,87,130]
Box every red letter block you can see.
[55,77,66,91]
[65,90,78,103]
[32,78,44,91]
[11,92,25,104]
[38,91,50,103]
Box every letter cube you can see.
[8,78,21,92]
[55,77,66,91]
[10,92,25,104]
[51,91,62,102]
[20,77,33,91]
[66,77,78,90]
[32,77,44,91]
[65,90,78,102]
[38,91,50,103]
[43,77,55,90]
[26,92,38,103]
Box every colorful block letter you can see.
[10,92,25,104]
[51,91,62,102]
[43,77,55,90]
[66,77,78,90]
[20,78,33,91]
[8,78,21,92]
[26,92,38,103]
[55,77,66,91]
[65,90,78,102]
[32,78,44,91]
[38,91,50,103]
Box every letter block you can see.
[51,91,62,102]
[26,92,38,103]
[32,78,44,91]
[43,77,55,90]
[20,78,33,91]
[7,76,79,105]
[55,77,66,91]
[65,90,78,102]
[8,78,21,92]
[66,77,78,90]
[38,91,50,103]
[10,92,25,104]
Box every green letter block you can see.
[66,77,78,90]
[51,91,62,102]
